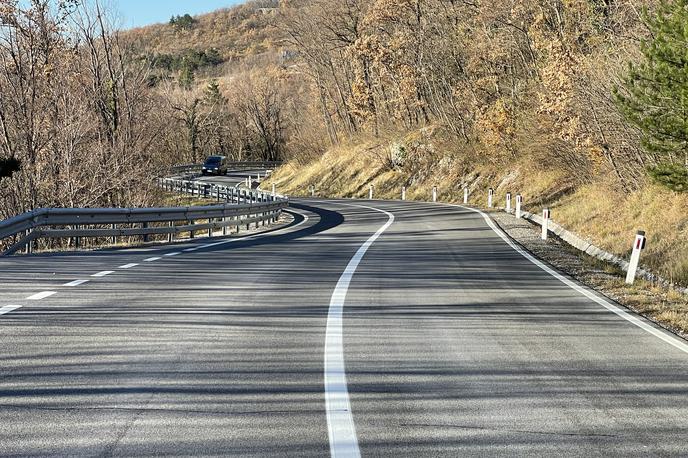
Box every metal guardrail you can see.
[169,161,282,176]
[0,177,289,256]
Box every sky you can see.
[115,0,245,29]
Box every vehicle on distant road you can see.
[201,155,227,175]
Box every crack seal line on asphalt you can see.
[323,202,395,458]
[457,204,688,356]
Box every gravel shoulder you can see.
[490,210,688,341]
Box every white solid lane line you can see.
[0,305,22,315]
[91,271,114,278]
[26,291,57,300]
[457,204,688,356]
[119,263,138,269]
[324,203,395,458]
[143,256,161,262]
[63,279,89,287]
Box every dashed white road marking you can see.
[0,305,22,315]
[143,257,161,262]
[91,271,114,278]
[119,263,138,269]
[164,252,181,257]
[26,291,57,300]
[63,279,89,287]
[324,203,394,458]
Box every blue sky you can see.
[115,0,245,29]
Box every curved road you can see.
[0,182,687,456]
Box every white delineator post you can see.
[272,183,276,196]
[310,185,315,197]
[516,194,523,219]
[625,231,647,284]
[488,188,494,208]
[506,192,512,213]
[401,187,406,201]
[369,185,374,199]
[463,187,469,204]
[432,186,437,202]
[541,208,551,240]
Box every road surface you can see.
[0,175,687,456]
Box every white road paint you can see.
[63,279,89,287]
[26,291,57,300]
[119,263,138,269]
[182,248,198,252]
[0,305,22,316]
[164,252,181,257]
[324,203,395,458]
[198,210,310,250]
[143,256,161,262]
[458,204,688,356]
[91,271,114,278]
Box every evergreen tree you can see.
[178,62,195,90]
[204,79,225,106]
[614,0,688,192]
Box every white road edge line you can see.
[26,291,57,300]
[324,203,394,458]
[457,204,688,355]
[197,210,310,250]
[63,279,89,287]
[0,305,22,315]
[91,271,114,278]
[119,263,138,269]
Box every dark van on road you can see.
[202,155,227,175]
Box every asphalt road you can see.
[0,176,687,456]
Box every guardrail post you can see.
[626,231,647,284]
[111,224,117,245]
[463,187,468,204]
[208,221,213,238]
[369,185,374,200]
[516,194,523,219]
[168,222,174,243]
[142,222,149,243]
[506,192,512,213]
[541,208,551,240]
[432,186,437,203]
[488,188,494,208]
[75,225,80,250]
[190,221,195,239]
[24,230,31,254]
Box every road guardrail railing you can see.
[0,177,288,256]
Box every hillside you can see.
[126,1,283,62]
